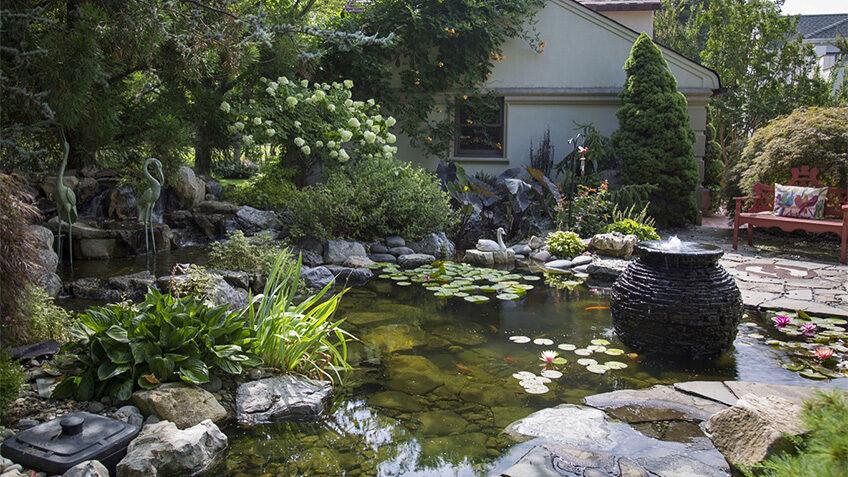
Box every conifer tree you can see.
[613,33,699,225]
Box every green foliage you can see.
[610,203,656,229]
[546,231,587,258]
[222,77,400,181]
[208,231,290,275]
[19,286,76,344]
[223,162,301,211]
[556,184,613,238]
[279,156,457,241]
[0,349,24,418]
[242,254,352,382]
[703,115,724,211]
[320,0,545,157]
[613,33,699,226]
[54,291,260,402]
[603,219,660,241]
[607,184,657,214]
[750,392,848,477]
[731,107,848,201]
[168,265,218,299]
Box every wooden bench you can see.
[733,166,848,264]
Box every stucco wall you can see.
[395,0,718,180]
[602,10,654,36]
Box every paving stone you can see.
[739,291,781,307]
[722,381,822,406]
[758,297,848,318]
[783,288,813,301]
[583,385,727,422]
[673,381,739,406]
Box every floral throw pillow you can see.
[773,184,828,219]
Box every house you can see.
[393,0,720,187]
[795,14,847,87]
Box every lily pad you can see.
[522,275,542,281]
[523,385,550,394]
[512,371,536,379]
[533,338,554,346]
[590,339,610,346]
[509,336,531,344]
[586,364,608,374]
[552,357,567,365]
[799,369,828,380]
[604,348,624,356]
[577,358,597,366]
[604,361,628,370]
[558,344,576,351]
[574,349,592,356]
[464,295,490,304]
[540,369,563,379]
[396,281,412,286]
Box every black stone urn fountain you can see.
[610,238,742,359]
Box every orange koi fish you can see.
[584,306,610,311]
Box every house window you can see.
[455,97,505,158]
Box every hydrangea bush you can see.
[221,77,398,170]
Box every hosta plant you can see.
[546,231,587,258]
[53,291,260,402]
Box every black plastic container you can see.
[0,412,140,475]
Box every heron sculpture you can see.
[55,128,78,267]
[138,158,165,255]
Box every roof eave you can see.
[582,2,662,12]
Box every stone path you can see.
[719,253,848,317]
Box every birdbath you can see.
[610,237,742,359]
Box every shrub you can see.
[213,157,259,180]
[242,254,352,381]
[169,264,218,299]
[54,291,260,402]
[208,231,289,275]
[19,286,75,343]
[0,349,24,418]
[0,174,41,346]
[283,156,457,241]
[604,219,660,241]
[222,163,301,211]
[546,231,586,258]
[703,116,724,212]
[556,183,612,238]
[751,392,848,476]
[612,33,699,226]
[732,107,848,198]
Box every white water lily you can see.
[253,117,262,125]
[348,117,361,128]
[540,350,559,364]
[294,137,306,147]
[386,133,397,144]
[340,130,353,141]
[386,116,396,127]
[301,145,311,155]
[219,101,231,113]
[344,79,354,88]
[286,96,298,107]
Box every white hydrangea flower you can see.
[327,140,337,148]
[348,118,360,128]
[301,145,311,155]
[382,144,392,153]
[340,130,353,141]
[301,79,309,87]
[260,77,268,83]
[338,148,350,161]
[344,99,353,107]
[353,101,364,108]
[327,104,336,112]
[279,76,289,85]
[253,117,262,125]
[333,82,342,89]
[386,117,396,127]
[315,90,326,100]
[343,79,354,89]
[266,87,276,96]
[363,131,377,143]
[234,122,245,131]
[367,99,375,106]
[266,129,276,137]
[264,120,272,125]
[370,125,380,134]
[219,101,231,113]
[243,135,254,146]
[294,137,306,147]
[286,97,298,107]
[294,121,302,128]
[374,114,383,121]
[330,150,339,158]
[315,141,323,148]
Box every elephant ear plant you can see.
[53,291,261,402]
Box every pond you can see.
[214,265,847,476]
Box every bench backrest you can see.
[749,166,848,218]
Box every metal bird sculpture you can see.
[55,127,78,267]
[138,158,165,255]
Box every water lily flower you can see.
[286,96,298,107]
[219,101,231,113]
[815,347,834,361]
[539,350,559,365]
[386,116,397,127]
[294,137,306,147]
[344,79,354,89]
[772,315,792,328]
[348,118,361,128]
[801,322,817,337]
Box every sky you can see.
[780,0,847,15]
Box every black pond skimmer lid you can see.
[0,412,140,475]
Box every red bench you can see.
[733,166,848,264]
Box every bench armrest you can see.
[734,196,755,202]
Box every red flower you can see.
[815,347,834,361]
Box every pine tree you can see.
[612,33,699,225]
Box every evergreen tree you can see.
[613,33,699,226]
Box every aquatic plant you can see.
[208,230,291,275]
[539,350,558,365]
[242,253,353,382]
[815,347,834,362]
[772,314,792,328]
[545,231,586,258]
[376,261,540,301]
[801,322,817,337]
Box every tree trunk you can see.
[195,124,213,176]
[65,130,95,171]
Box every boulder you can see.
[464,249,494,268]
[196,200,239,215]
[369,253,397,263]
[509,244,532,255]
[370,243,389,254]
[325,265,374,285]
[385,236,406,248]
[590,232,638,258]
[70,271,156,302]
[10,340,60,360]
[236,375,333,425]
[545,259,572,271]
[114,405,144,428]
[587,258,629,279]
[388,246,414,256]
[28,225,54,250]
[301,266,335,289]
[63,460,109,477]
[291,247,323,267]
[172,166,206,209]
[131,383,227,429]
[530,250,552,262]
[116,419,227,477]
[570,255,593,267]
[323,240,367,265]
[705,394,806,467]
[235,206,279,234]
[205,180,223,199]
[34,248,59,274]
[342,256,375,268]
[35,272,61,297]
[408,232,455,259]
[491,249,516,266]
[528,236,545,250]
[78,237,125,260]
[397,254,435,269]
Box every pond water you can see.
[217,271,847,477]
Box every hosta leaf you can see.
[178,358,210,384]
[113,378,134,402]
[100,340,133,365]
[138,374,160,390]
[77,372,95,401]
[150,356,175,380]
[214,357,243,375]
[52,376,80,399]
[131,342,161,364]
[104,325,129,343]
[212,344,243,358]
[97,362,130,380]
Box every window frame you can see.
[453,96,506,158]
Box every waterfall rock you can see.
[323,240,367,265]
[235,206,280,234]
[236,376,333,425]
[408,232,455,259]
[590,232,638,258]
[397,254,436,269]
[131,384,227,429]
[385,236,406,248]
[116,420,227,477]
[63,460,109,477]
[301,266,335,289]
[172,166,206,209]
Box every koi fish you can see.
[584,306,610,311]
[503,355,517,364]
[455,363,474,375]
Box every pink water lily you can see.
[815,347,834,361]
[539,350,559,364]
[772,315,791,328]
[801,322,817,337]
